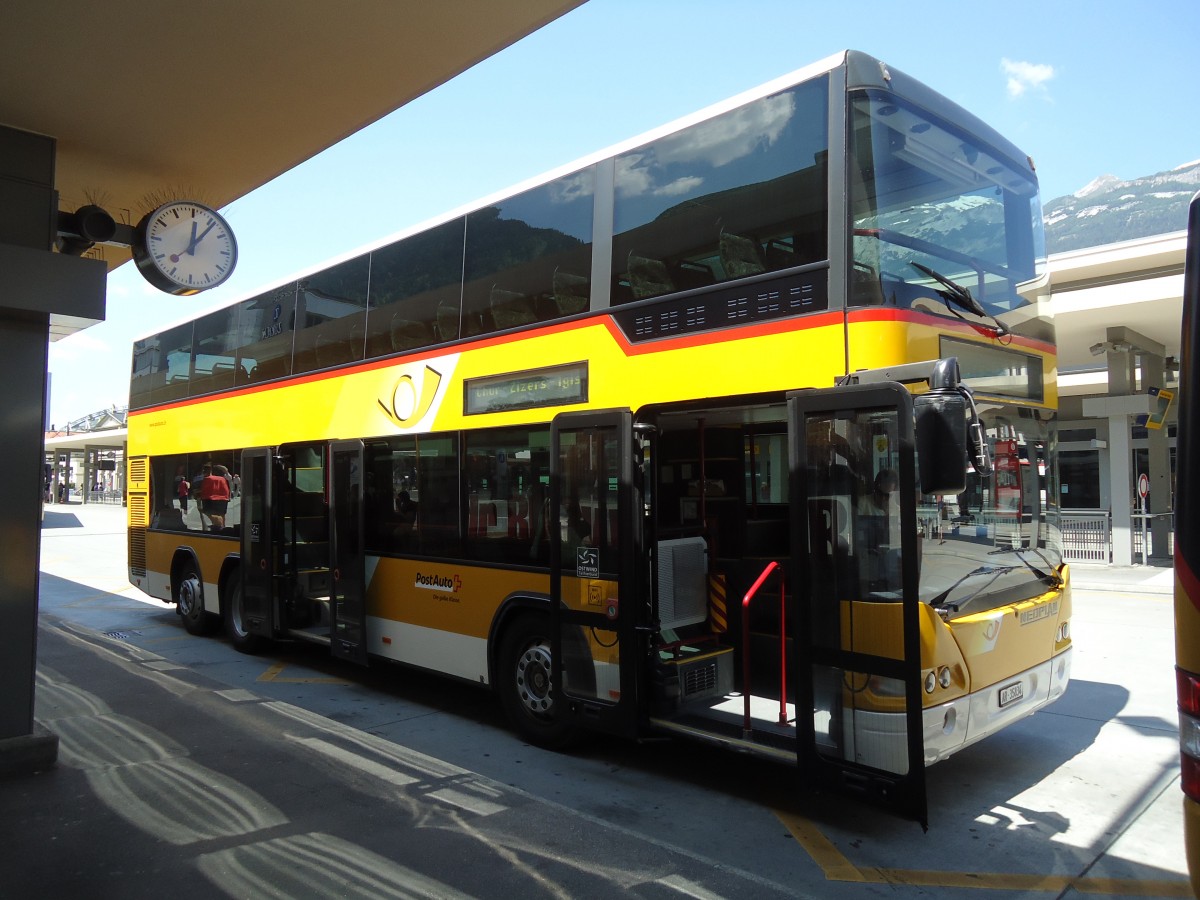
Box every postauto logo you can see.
[414,571,462,594]
[379,362,444,428]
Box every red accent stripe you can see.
[130,303,1054,417]
[1179,553,1200,617]
[129,316,591,417]
[846,306,1058,356]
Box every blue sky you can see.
[47,0,1200,427]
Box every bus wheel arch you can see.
[172,550,218,636]
[494,605,579,750]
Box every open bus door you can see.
[788,383,928,828]
[549,408,643,737]
[238,447,279,643]
[329,440,368,666]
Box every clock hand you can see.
[188,221,217,254]
[171,221,200,263]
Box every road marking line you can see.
[289,735,419,787]
[257,661,351,684]
[656,874,727,899]
[774,810,1192,895]
[428,787,507,817]
[773,808,867,882]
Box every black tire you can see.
[224,575,267,654]
[497,614,578,749]
[175,562,218,636]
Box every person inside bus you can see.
[857,468,901,593]
[857,468,900,520]
[561,495,592,560]
[198,465,231,532]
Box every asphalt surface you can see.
[2,501,1192,899]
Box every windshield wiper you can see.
[930,564,1018,612]
[988,544,1064,588]
[910,261,1010,339]
[910,261,985,316]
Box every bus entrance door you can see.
[788,383,928,828]
[549,409,642,737]
[238,447,278,642]
[329,440,367,666]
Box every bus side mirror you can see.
[915,388,968,495]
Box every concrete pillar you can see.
[1108,412,1134,565]
[1084,394,1156,565]
[1140,353,1173,563]
[0,123,105,772]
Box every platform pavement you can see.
[7,499,1192,899]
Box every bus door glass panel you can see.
[239,448,276,638]
[788,383,926,827]
[330,440,367,665]
[550,409,639,736]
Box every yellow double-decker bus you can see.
[126,50,1070,825]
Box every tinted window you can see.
[235,284,297,384]
[131,321,193,408]
[365,218,465,357]
[292,255,370,374]
[462,169,595,337]
[189,306,241,395]
[364,433,461,558]
[149,451,241,535]
[464,427,551,563]
[611,79,829,304]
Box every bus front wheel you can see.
[498,614,577,749]
[225,576,266,654]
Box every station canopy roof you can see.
[1,1,582,278]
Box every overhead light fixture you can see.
[1089,340,1132,356]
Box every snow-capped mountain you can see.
[1043,160,1200,253]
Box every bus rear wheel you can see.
[498,615,577,749]
[176,562,217,636]
[225,575,266,654]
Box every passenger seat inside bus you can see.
[489,286,539,330]
[551,269,589,315]
[627,253,675,299]
[719,231,766,279]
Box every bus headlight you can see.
[924,671,937,694]
[938,667,952,689]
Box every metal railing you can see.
[741,560,787,737]
[1132,511,1175,561]
[1061,509,1112,563]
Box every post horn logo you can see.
[379,364,443,428]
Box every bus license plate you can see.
[998,681,1024,708]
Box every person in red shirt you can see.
[198,465,231,531]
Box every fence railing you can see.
[87,489,124,505]
[1060,509,1111,563]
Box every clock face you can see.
[132,201,238,295]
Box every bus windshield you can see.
[921,404,1062,616]
[849,89,1045,319]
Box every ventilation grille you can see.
[657,536,709,629]
[128,526,147,577]
[682,661,719,697]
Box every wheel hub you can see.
[179,576,201,617]
[514,641,553,716]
